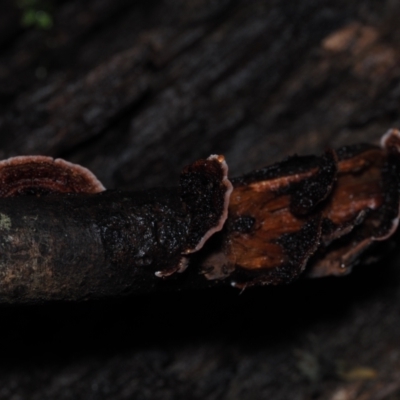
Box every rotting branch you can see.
[0,130,399,303]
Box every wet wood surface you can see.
[1,0,400,398]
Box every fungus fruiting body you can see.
[0,156,105,197]
[155,154,233,277]
[180,154,233,254]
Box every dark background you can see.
[1,0,400,398]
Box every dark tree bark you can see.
[1,0,400,399]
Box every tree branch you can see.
[0,130,398,303]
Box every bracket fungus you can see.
[0,156,105,197]
[0,131,398,302]
[180,154,233,254]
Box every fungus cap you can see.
[0,156,105,197]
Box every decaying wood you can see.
[221,134,400,287]
[0,131,398,302]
